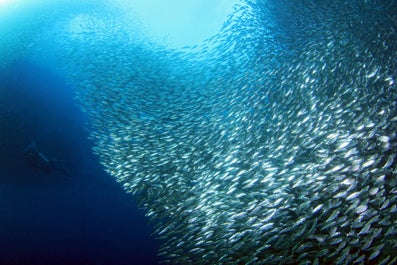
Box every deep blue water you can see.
[0,60,160,265]
[1,1,396,264]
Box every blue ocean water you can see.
[1,0,397,264]
[0,61,160,265]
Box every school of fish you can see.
[50,0,397,264]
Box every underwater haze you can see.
[1,0,397,264]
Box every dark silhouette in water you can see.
[23,141,71,177]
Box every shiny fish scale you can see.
[51,0,397,264]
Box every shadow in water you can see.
[0,60,160,265]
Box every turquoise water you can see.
[1,0,396,264]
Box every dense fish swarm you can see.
[52,0,396,264]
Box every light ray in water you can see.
[0,0,10,5]
[48,0,397,264]
[112,0,240,48]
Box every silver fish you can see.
[52,0,397,264]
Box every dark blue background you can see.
[0,61,160,265]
